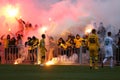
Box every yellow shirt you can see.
[66,39,72,47]
[88,34,100,48]
[60,43,67,50]
[74,38,83,48]
[33,39,39,49]
[3,39,9,48]
[40,39,46,56]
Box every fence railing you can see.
[0,45,120,65]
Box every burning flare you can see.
[14,61,18,65]
[46,61,54,66]
[3,4,19,18]
[8,28,11,32]
[6,5,18,17]
[85,24,93,34]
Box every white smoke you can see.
[51,53,78,64]
[1,0,120,37]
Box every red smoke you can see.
[0,0,120,38]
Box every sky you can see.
[0,0,120,37]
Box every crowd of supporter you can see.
[0,21,120,65]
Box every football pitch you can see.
[0,64,120,80]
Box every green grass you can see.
[0,64,120,80]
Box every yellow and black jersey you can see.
[60,43,67,50]
[88,34,100,47]
[66,39,72,47]
[82,39,88,47]
[33,38,39,49]
[40,39,45,48]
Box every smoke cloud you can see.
[0,0,120,38]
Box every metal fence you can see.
[0,45,120,65]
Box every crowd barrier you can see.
[0,45,37,64]
[0,45,120,65]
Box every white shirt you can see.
[104,36,113,48]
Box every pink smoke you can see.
[0,0,120,38]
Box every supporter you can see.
[66,35,73,57]
[74,34,83,62]
[97,22,106,42]
[57,37,67,56]
[9,37,17,60]
[25,37,34,63]
[2,34,11,63]
[16,34,23,59]
[16,34,23,46]
[0,40,2,63]
[116,29,120,38]
[32,36,39,62]
[16,18,25,35]
[116,37,120,66]
[39,34,47,66]
[47,36,56,61]
[57,37,64,55]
